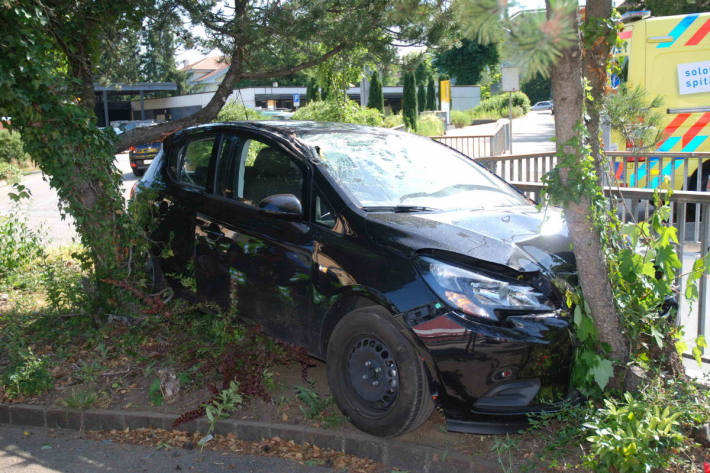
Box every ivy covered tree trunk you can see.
[547,3,630,376]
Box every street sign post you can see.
[293,93,300,108]
[440,80,451,125]
[501,67,520,153]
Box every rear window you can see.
[175,136,215,190]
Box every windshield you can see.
[298,129,529,211]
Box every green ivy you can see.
[543,114,707,395]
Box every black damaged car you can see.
[135,121,577,437]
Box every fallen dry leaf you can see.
[86,428,384,473]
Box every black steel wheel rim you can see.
[346,336,399,413]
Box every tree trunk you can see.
[583,0,613,184]
[547,3,630,372]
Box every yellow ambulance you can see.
[609,10,710,190]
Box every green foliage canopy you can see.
[521,73,552,105]
[367,71,384,113]
[433,38,499,84]
[417,85,427,113]
[618,0,710,15]
[402,71,418,130]
[291,99,383,127]
[426,77,437,110]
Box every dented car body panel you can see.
[137,121,576,433]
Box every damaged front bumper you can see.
[412,310,576,434]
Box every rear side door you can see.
[155,131,219,278]
[194,130,315,349]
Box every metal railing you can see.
[432,121,510,158]
[477,152,557,181]
[607,151,710,191]
[475,150,710,188]
[476,151,710,241]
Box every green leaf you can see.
[574,305,582,325]
[148,378,163,406]
[591,358,614,390]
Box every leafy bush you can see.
[467,104,526,121]
[0,129,30,165]
[63,389,98,409]
[204,380,243,435]
[584,391,685,473]
[604,84,664,151]
[41,247,87,312]
[414,113,445,137]
[0,162,22,185]
[1,349,54,398]
[383,113,403,128]
[296,383,343,428]
[450,110,470,128]
[215,101,268,122]
[292,99,383,126]
[0,210,44,285]
[472,92,531,119]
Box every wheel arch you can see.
[318,289,443,402]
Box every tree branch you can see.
[240,44,346,79]
[113,43,347,152]
[113,45,243,153]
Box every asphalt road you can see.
[0,153,138,247]
[0,425,334,473]
[509,111,556,155]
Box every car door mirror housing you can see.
[258,194,303,219]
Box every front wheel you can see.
[326,306,433,437]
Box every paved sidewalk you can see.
[446,111,556,155]
[0,425,334,473]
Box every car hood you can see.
[365,205,574,274]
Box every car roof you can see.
[172,120,406,142]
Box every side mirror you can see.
[258,194,303,219]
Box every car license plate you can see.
[143,159,153,165]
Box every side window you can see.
[314,192,336,229]
[215,134,241,198]
[239,138,304,206]
[178,136,215,189]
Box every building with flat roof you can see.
[129,85,481,121]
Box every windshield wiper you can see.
[361,205,441,213]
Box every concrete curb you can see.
[0,403,500,473]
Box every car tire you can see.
[326,306,434,437]
[133,169,145,178]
